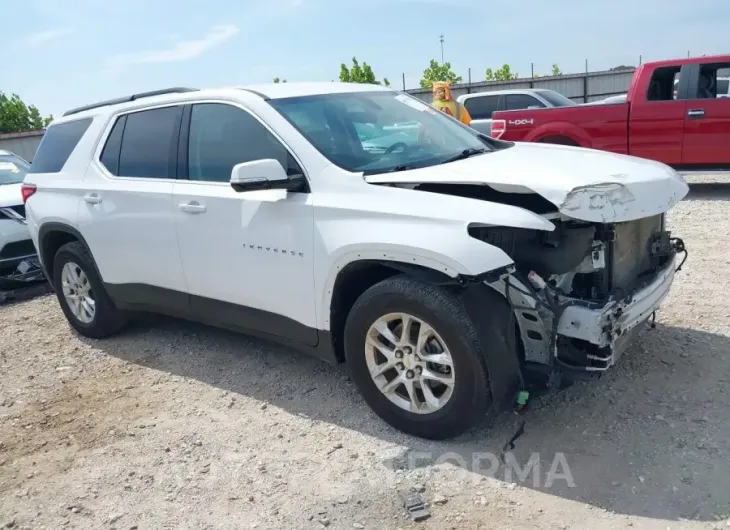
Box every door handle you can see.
[178,201,207,214]
[687,108,705,118]
[84,193,102,204]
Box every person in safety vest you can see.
[431,81,471,126]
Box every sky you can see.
[5,0,730,118]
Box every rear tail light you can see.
[21,183,37,204]
[490,119,506,139]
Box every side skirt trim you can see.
[104,282,337,364]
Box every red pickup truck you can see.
[490,54,730,173]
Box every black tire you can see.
[343,274,493,440]
[52,241,128,338]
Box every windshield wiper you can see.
[362,164,415,176]
[441,148,488,164]
[387,164,416,172]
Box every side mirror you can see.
[230,159,300,193]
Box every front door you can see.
[172,102,318,345]
[682,62,730,168]
[78,105,189,300]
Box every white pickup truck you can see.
[23,83,688,439]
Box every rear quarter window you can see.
[28,118,93,174]
[505,94,545,111]
[462,95,500,120]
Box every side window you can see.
[187,103,301,183]
[99,115,126,175]
[505,94,545,111]
[117,106,182,179]
[718,76,730,98]
[646,66,681,101]
[696,63,730,99]
[28,118,92,174]
[463,95,500,120]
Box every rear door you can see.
[628,65,687,165]
[461,94,501,134]
[78,105,189,300]
[681,62,730,168]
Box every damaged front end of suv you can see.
[471,212,686,379]
[367,149,690,392]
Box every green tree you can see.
[0,92,53,133]
[272,77,287,83]
[551,64,562,76]
[485,64,518,81]
[339,57,390,86]
[419,59,463,88]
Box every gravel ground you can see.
[2,176,730,530]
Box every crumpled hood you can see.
[0,183,23,208]
[365,142,690,223]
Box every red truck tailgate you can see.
[491,104,630,154]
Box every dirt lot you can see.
[2,176,730,530]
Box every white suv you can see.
[22,83,689,439]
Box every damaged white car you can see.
[23,84,688,439]
[0,150,44,290]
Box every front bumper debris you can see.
[558,253,676,347]
[491,246,683,373]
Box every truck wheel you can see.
[52,241,128,339]
[343,275,492,439]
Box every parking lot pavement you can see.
[1,177,730,529]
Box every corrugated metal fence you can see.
[0,130,45,162]
[405,67,636,104]
[0,67,637,161]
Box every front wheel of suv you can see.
[52,241,128,339]
[343,275,493,440]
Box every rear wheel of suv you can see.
[343,275,493,440]
[52,241,128,338]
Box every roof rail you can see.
[62,87,199,117]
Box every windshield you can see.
[536,90,577,107]
[269,91,497,175]
[0,153,31,185]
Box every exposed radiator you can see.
[610,214,664,294]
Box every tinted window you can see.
[647,66,681,101]
[118,106,181,179]
[0,153,31,185]
[697,63,730,98]
[536,90,577,107]
[505,94,545,111]
[99,115,126,175]
[187,103,301,182]
[463,95,500,120]
[28,118,92,174]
